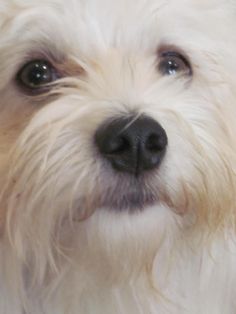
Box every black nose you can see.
[95,115,168,176]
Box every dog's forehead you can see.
[1,0,231,56]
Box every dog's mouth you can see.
[88,174,160,213]
[101,181,157,211]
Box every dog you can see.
[0,0,236,313]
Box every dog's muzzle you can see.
[95,115,168,176]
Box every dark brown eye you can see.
[158,51,192,76]
[16,59,59,91]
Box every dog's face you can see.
[0,0,236,279]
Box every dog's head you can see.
[0,0,236,281]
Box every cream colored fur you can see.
[0,0,236,313]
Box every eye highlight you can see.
[16,59,60,92]
[158,50,192,77]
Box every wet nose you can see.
[95,115,168,176]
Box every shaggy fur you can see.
[0,0,236,313]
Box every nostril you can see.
[145,133,167,152]
[101,135,131,155]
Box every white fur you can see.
[0,0,236,313]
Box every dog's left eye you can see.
[16,60,59,91]
[158,51,192,76]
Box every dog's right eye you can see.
[16,59,59,92]
[158,51,192,77]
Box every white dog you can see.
[0,0,236,313]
